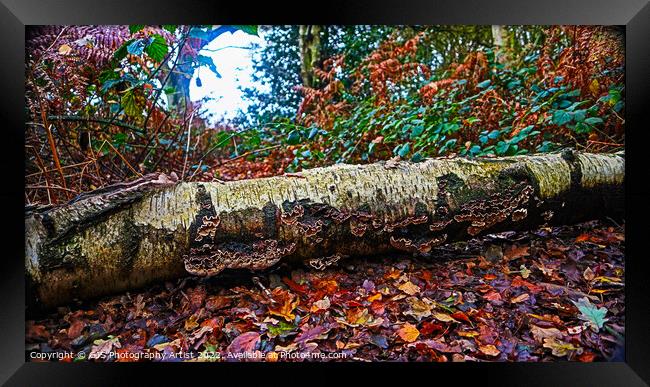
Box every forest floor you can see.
[26,219,625,362]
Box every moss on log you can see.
[25,151,624,309]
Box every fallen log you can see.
[25,150,624,309]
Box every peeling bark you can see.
[25,151,624,309]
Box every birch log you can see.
[25,151,624,309]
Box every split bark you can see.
[25,151,624,309]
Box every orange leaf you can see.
[479,344,501,357]
[510,293,530,303]
[397,323,420,343]
[267,288,299,322]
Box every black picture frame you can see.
[1,0,649,385]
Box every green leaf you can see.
[233,25,259,36]
[129,25,145,34]
[572,297,608,332]
[584,117,604,125]
[410,125,424,139]
[121,89,142,117]
[267,321,296,338]
[113,39,135,62]
[476,79,491,89]
[397,143,410,158]
[162,25,177,33]
[552,110,572,126]
[286,130,301,145]
[145,34,168,62]
[307,126,319,140]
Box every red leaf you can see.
[451,311,471,324]
[282,277,308,294]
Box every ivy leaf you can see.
[552,110,572,126]
[145,34,168,62]
[397,143,411,158]
[584,117,604,125]
[476,79,491,89]
[286,130,301,145]
[571,297,608,332]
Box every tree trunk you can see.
[26,151,624,309]
[491,25,510,64]
[298,25,323,88]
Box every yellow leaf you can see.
[184,314,199,331]
[58,44,73,55]
[589,78,600,96]
[397,323,420,343]
[398,281,421,296]
[432,312,458,323]
[543,337,582,357]
[367,293,382,302]
[268,288,299,322]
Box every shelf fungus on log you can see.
[25,150,624,309]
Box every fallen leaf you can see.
[310,297,330,312]
[479,344,500,357]
[67,320,86,339]
[398,281,421,295]
[530,325,563,342]
[520,264,531,279]
[267,288,299,322]
[451,311,472,324]
[205,295,232,311]
[403,297,432,321]
[295,325,330,345]
[583,267,595,281]
[571,297,608,332]
[397,323,420,343]
[89,336,120,360]
[504,245,529,261]
[184,314,199,331]
[510,293,530,303]
[432,312,458,323]
[227,332,260,354]
[484,291,502,301]
[420,321,444,336]
[543,337,582,357]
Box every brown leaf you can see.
[67,320,86,339]
[530,325,563,342]
[398,281,421,296]
[504,245,529,261]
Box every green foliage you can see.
[144,34,169,62]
